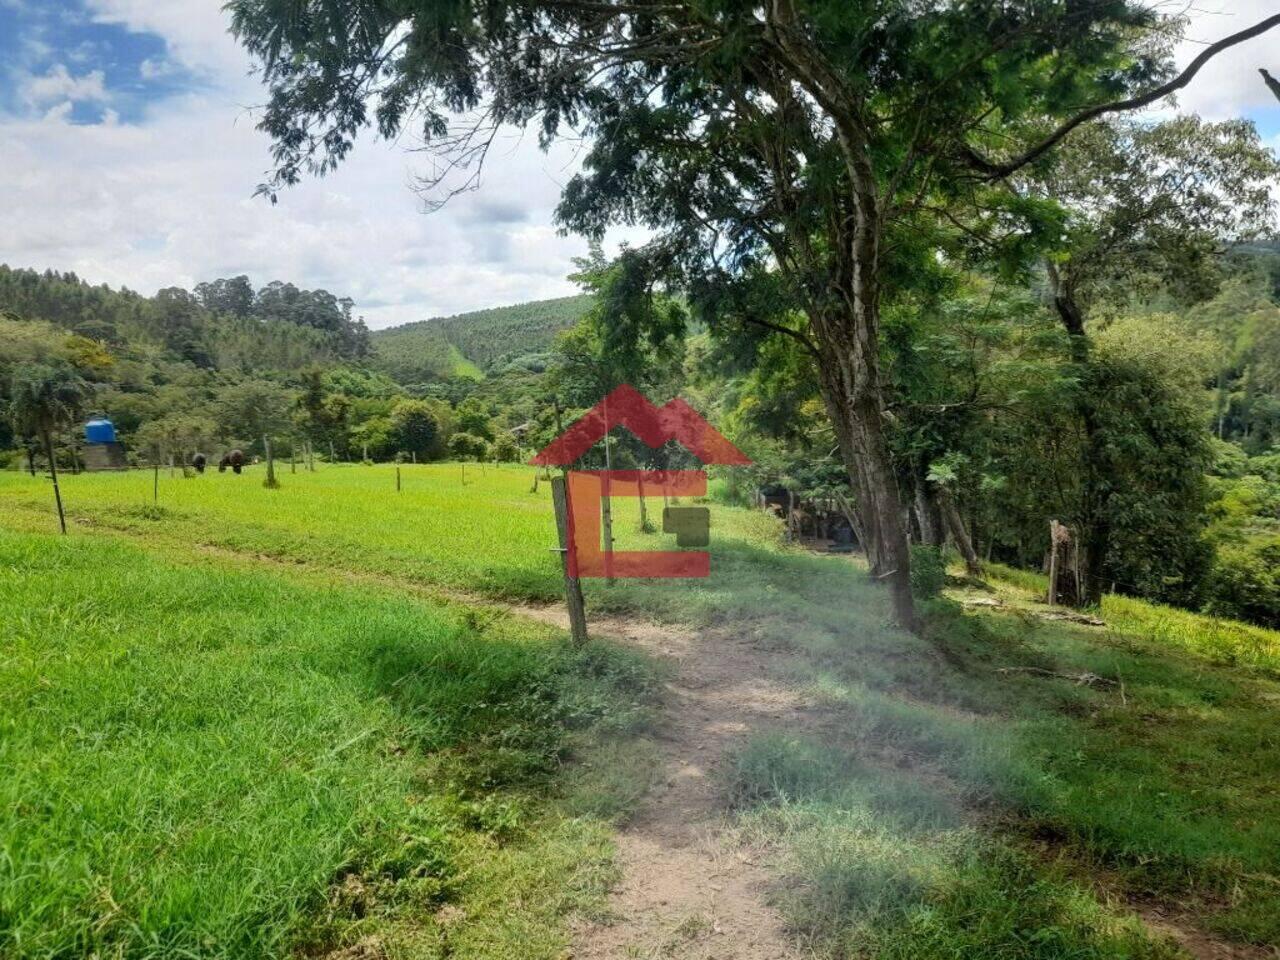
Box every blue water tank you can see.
[84,417,116,444]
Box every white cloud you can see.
[40,101,73,122]
[1172,1,1280,121]
[138,57,177,80]
[19,64,107,106]
[2,1,1271,335]
[84,0,266,85]
[0,2,650,329]
[0,83,604,328]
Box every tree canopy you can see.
[229,0,1280,630]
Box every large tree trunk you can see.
[913,472,943,547]
[1050,269,1108,607]
[815,329,916,631]
[761,1,914,630]
[937,485,981,577]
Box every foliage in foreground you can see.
[0,530,655,959]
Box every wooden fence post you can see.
[601,433,615,581]
[44,430,66,534]
[551,476,589,645]
[396,466,401,492]
[1047,520,1060,606]
[264,436,279,488]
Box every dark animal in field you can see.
[1261,68,1280,103]
[218,450,246,474]
[191,452,207,474]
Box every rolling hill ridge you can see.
[370,294,593,383]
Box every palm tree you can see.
[9,362,90,534]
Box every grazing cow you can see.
[218,449,246,474]
[191,452,207,474]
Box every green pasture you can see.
[0,462,784,610]
[3,463,1280,957]
[0,527,655,959]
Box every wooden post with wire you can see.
[549,396,588,642]
[551,476,588,645]
[263,436,279,489]
[600,392,615,582]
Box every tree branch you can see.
[740,314,820,358]
[966,13,1280,180]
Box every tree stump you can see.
[1046,520,1083,607]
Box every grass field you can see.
[0,519,656,959]
[0,463,782,611]
[3,463,1279,958]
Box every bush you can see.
[1203,538,1280,629]
[0,449,30,471]
[909,545,947,600]
[449,431,489,460]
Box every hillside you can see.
[0,265,372,369]
[371,294,593,383]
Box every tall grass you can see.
[985,562,1280,674]
[6,465,1280,955]
[0,529,655,959]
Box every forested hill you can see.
[0,265,372,369]
[371,294,593,383]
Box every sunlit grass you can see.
[986,562,1280,674]
[0,528,656,959]
[0,464,782,608]
[5,465,1280,955]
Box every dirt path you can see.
[519,608,817,960]
[1130,903,1275,960]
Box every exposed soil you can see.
[518,608,819,960]
[1129,901,1277,960]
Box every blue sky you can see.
[0,0,601,328]
[0,1,194,124]
[0,0,1277,329]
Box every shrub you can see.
[449,431,489,460]
[909,545,947,600]
[1203,539,1280,629]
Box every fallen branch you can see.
[1038,610,1106,627]
[995,666,1116,687]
